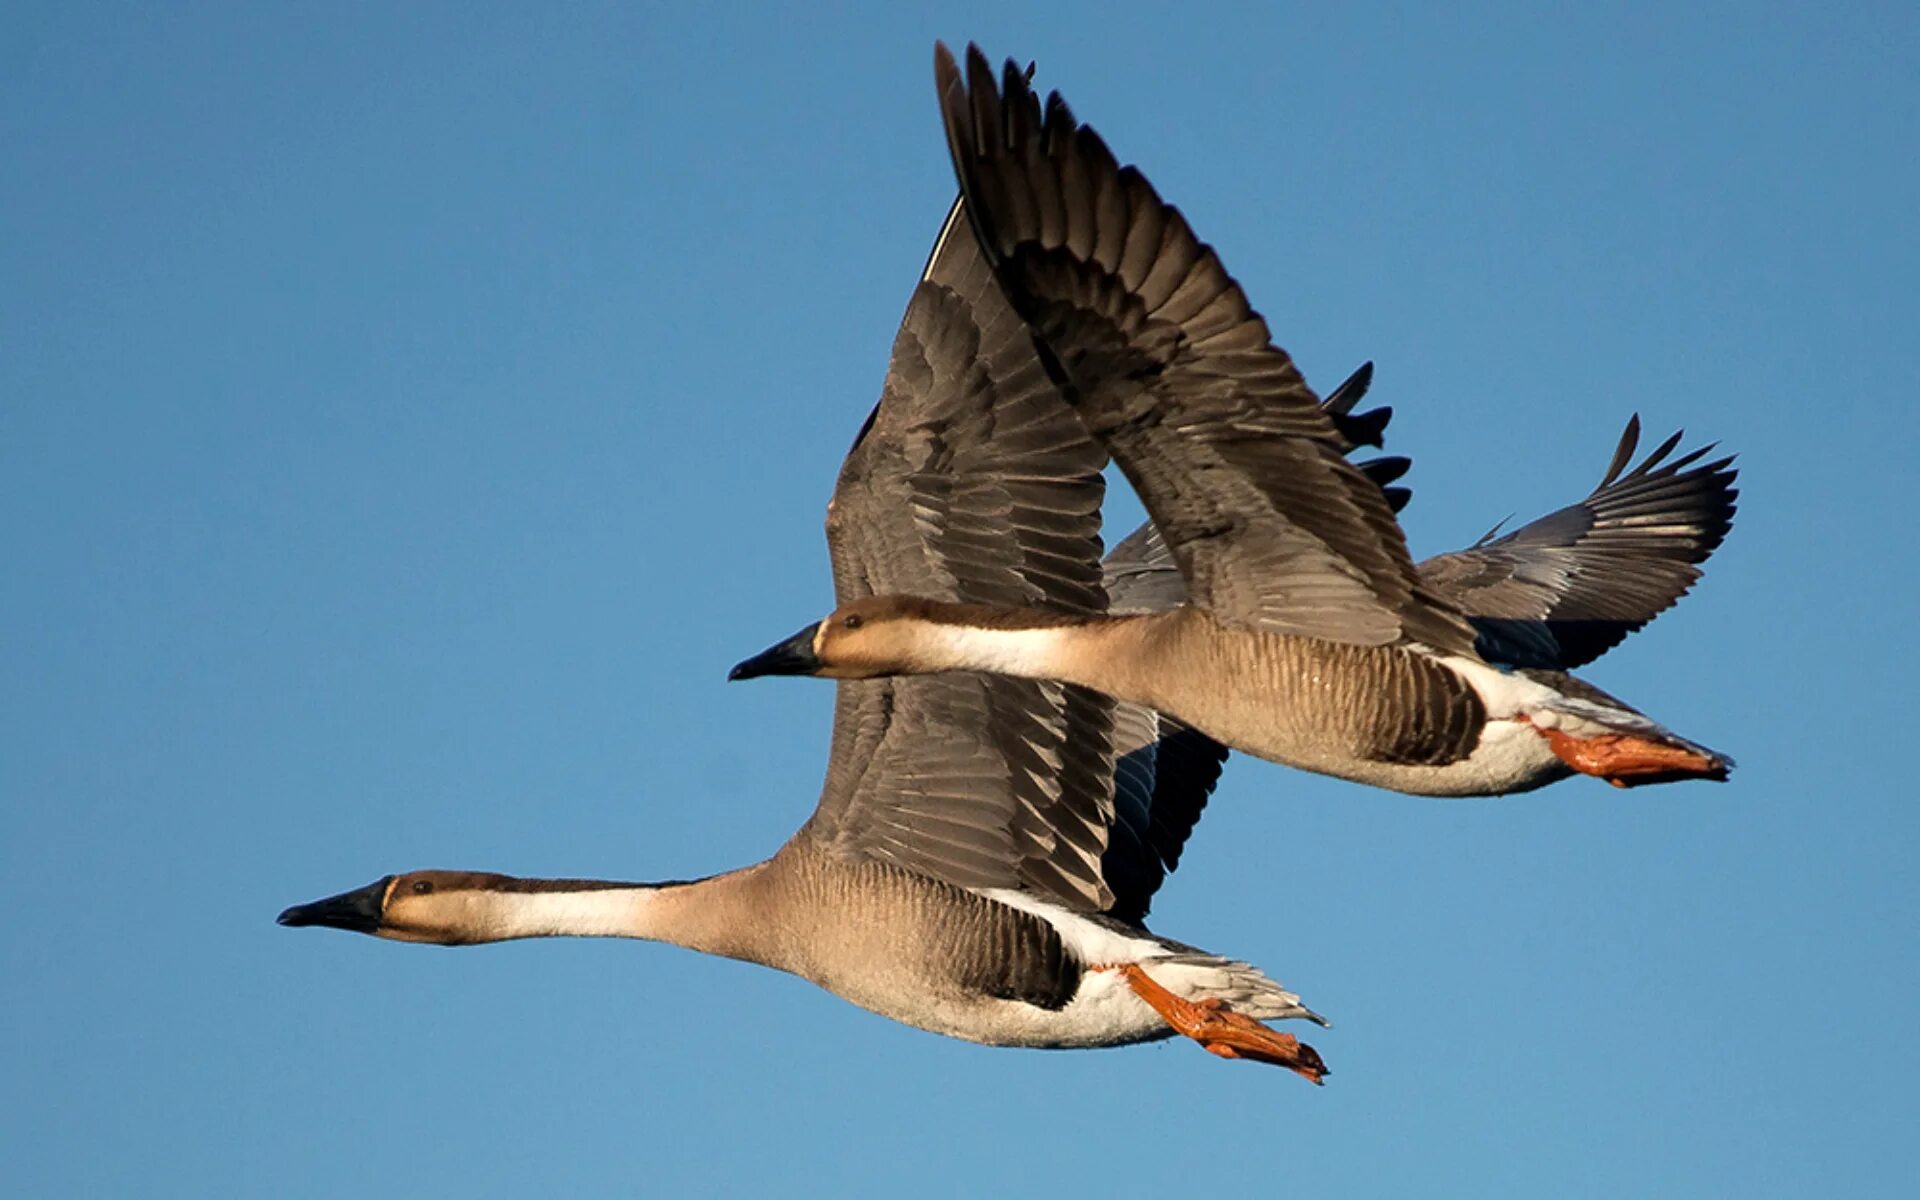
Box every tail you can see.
[1146,951,1329,1027]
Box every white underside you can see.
[1439,655,1634,729]
[901,889,1320,1050]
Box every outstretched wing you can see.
[935,43,1477,656]
[805,197,1283,924]
[802,199,1121,912]
[1418,416,1739,668]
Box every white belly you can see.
[1327,715,1572,797]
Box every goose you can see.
[279,197,1332,1083]
[731,44,1738,798]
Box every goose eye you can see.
[411,879,434,895]
[842,614,864,631]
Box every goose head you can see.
[278,871,523,944]
[729,596,950,681]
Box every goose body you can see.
[282,192,1327,1080]
[735,45,1737,797]
[748,601,1721,797]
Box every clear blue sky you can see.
[5,3,1914,1195]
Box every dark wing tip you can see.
[1322,361,1375,415]
[1594,414,1642,489]
[1329,404,1391,451]
[1358,454,1412,487]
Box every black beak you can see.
[728,623,823,681]
[277,876,391,933]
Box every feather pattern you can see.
[1418,415,1739,668]
[935,44,1478,657]
[803,199,1236,924]
[1093,416,1736,672]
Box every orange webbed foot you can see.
[1111,963,1328,1084]
[1530,722,1730,788]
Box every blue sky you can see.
[4,3,1914,1195]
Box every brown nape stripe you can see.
[881,596,1111,631]
[487,876,707,893]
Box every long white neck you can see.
[921,622,1083,681]
[448,866,767,960]
[476,887,661,940]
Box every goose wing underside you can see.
[1093,363,1409,618]
[802,200,1261,923]
[934,43,1477,658]
[802,200,1121,914]
[1417,416,1738,669]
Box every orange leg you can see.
[1529,721,1729,789]
[1110,963,1327,1084]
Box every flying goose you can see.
[279,199,1331,1082]
[732,44,1737,798]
